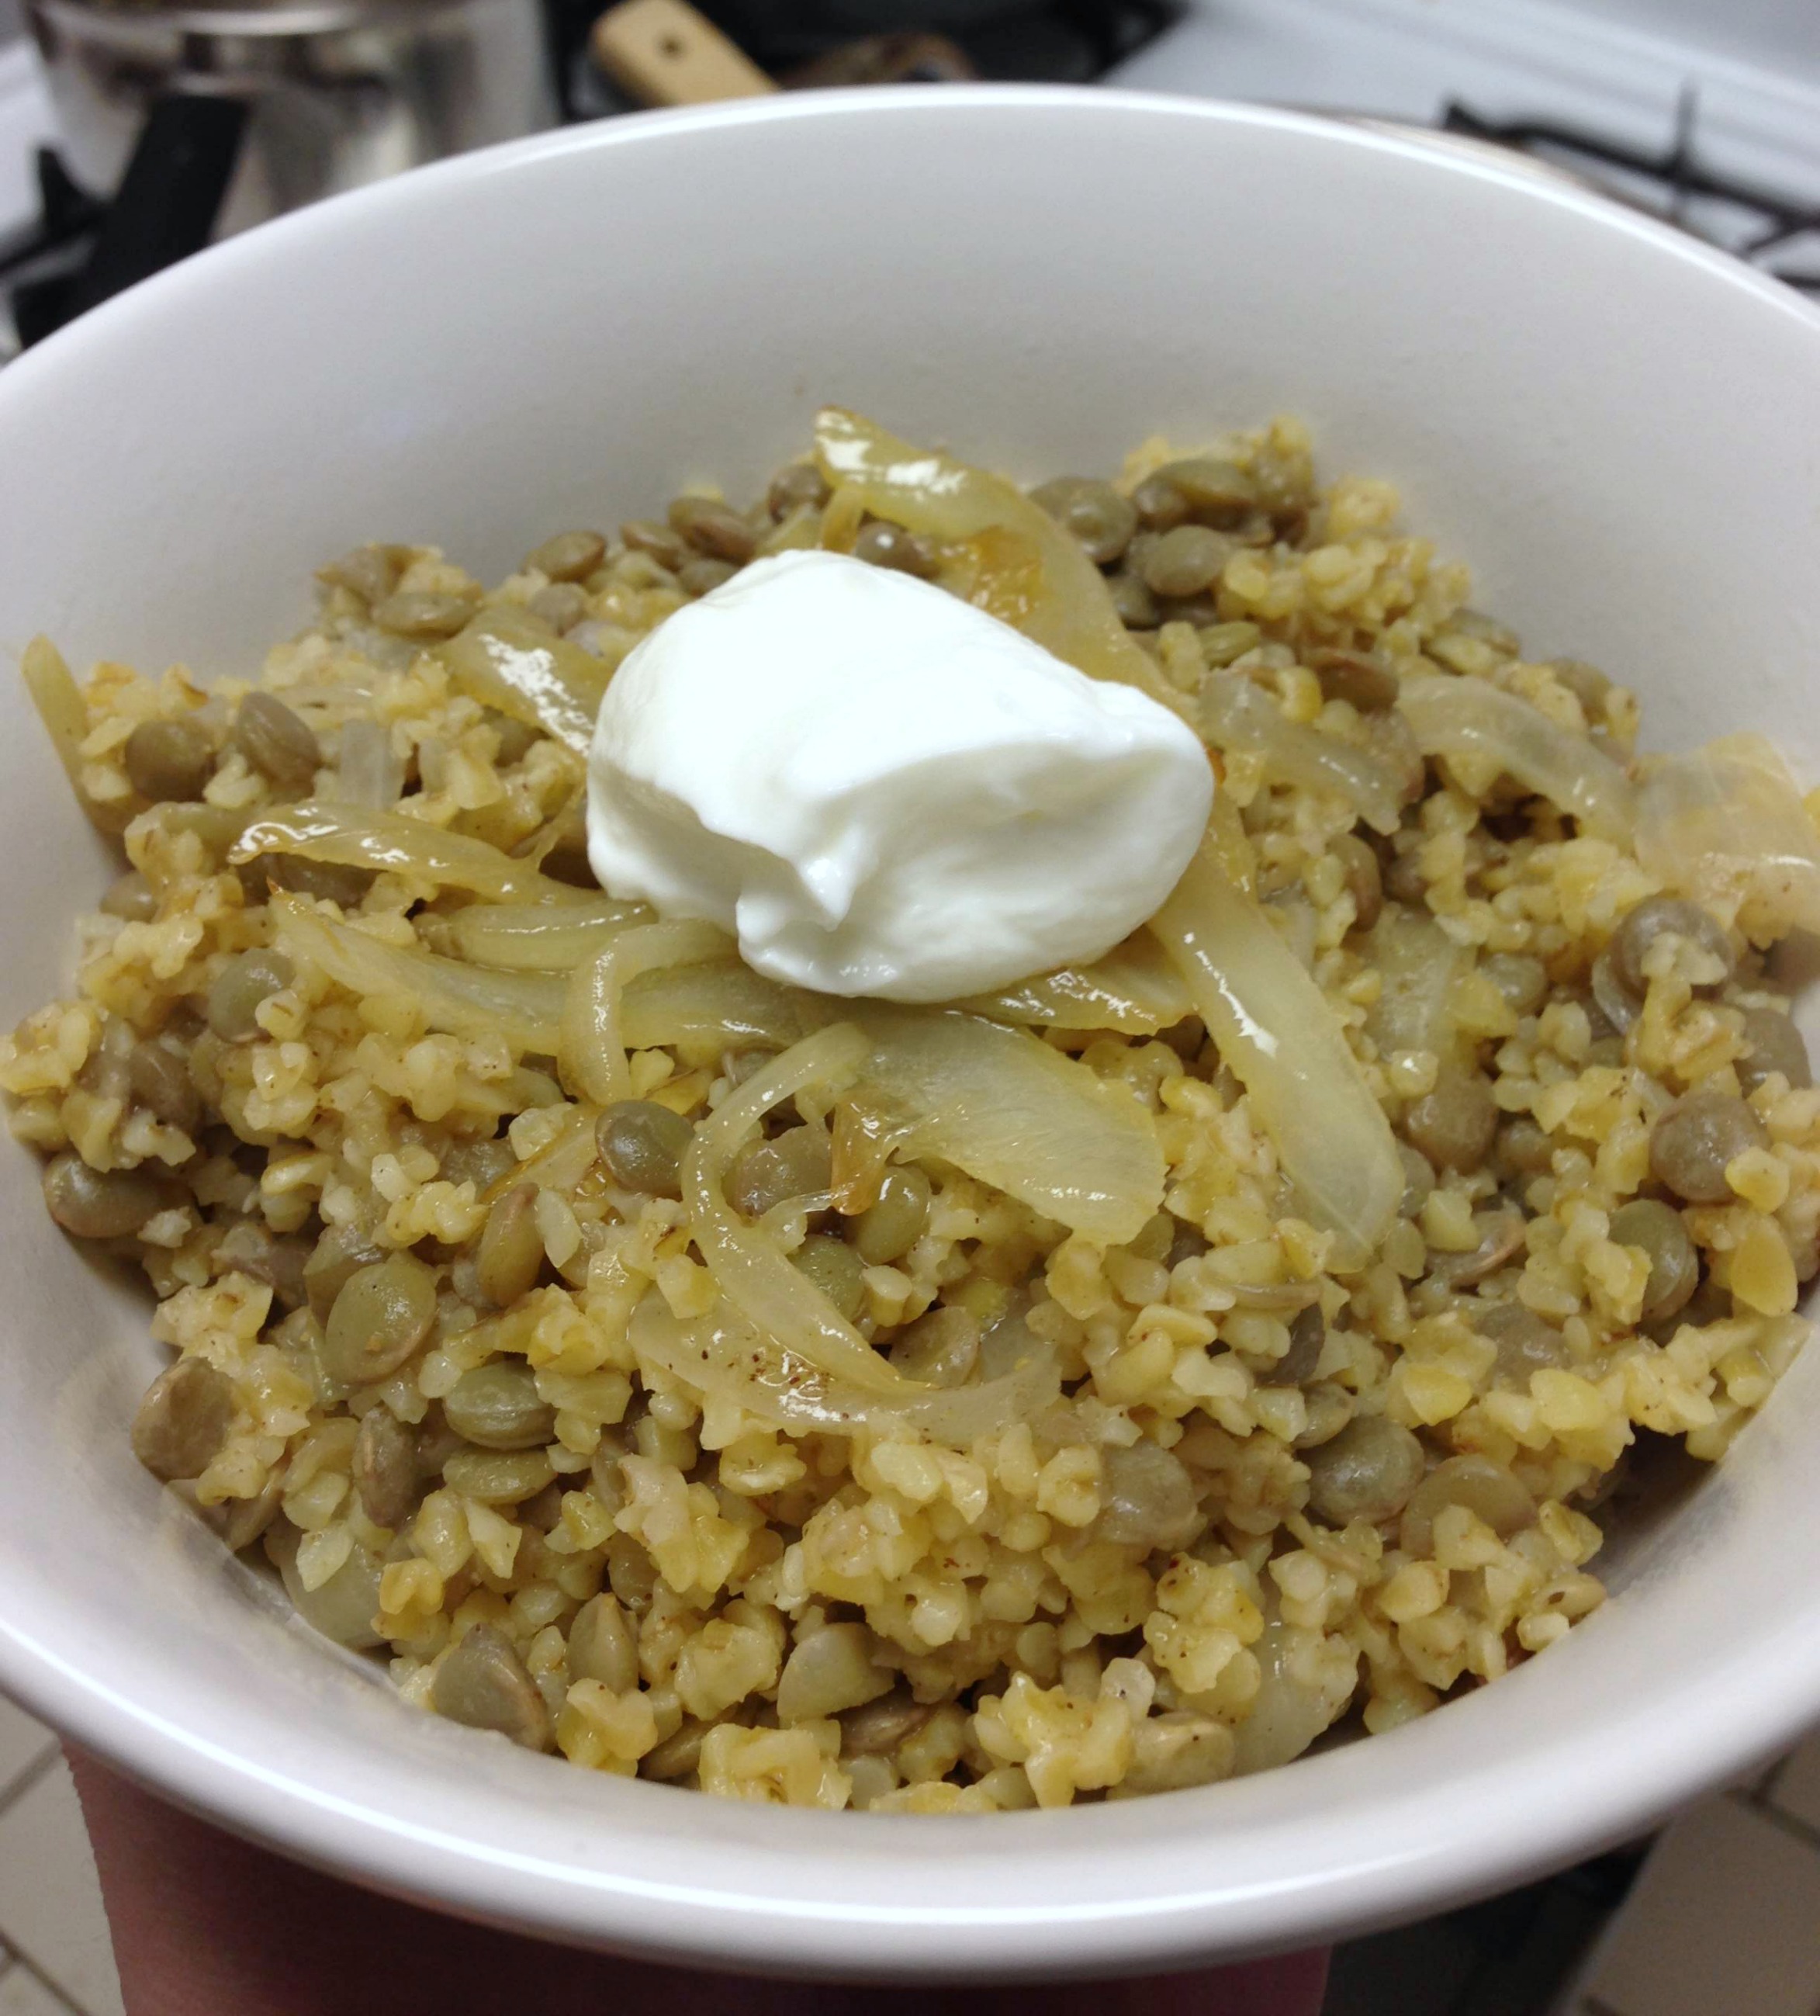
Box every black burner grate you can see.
[1445,88,1820,294]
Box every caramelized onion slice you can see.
[811,407,1186,719]
[856,1007,1164,1247]
[1636,733,1820,940]
[1397,674,1635,840]
[234,798,585,904]
[632,1294,1057,1447]
[1151,841,1401,1265]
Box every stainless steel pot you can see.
[27,0,556,236]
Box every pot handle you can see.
[590,0,776,107]
[64,92,248,320]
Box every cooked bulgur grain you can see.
[9,410,1817,1811]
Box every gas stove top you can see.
[1443,91,1820,293]
[5,0,1820,356]
[1110,0,1820,291]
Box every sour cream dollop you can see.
[585,549,1211,1003]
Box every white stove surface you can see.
[1111,0,1820,242]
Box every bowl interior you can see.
[1,86,1819,1980]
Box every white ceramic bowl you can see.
[2,85,1819,1984]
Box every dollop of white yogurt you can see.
[585,548,1211,1003]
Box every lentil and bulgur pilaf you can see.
[9,407,1820,1812]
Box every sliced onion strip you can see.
[1636,733,1820,940]
[271,893,563,1054]
[559,918,733,1106]
[811,407,1187,720]
[681,1022,911,1398]
[856,1007,1164,1245]
[439,606,611,755]
[1201,674,1403,836]
[1397,674,1635,840]
[233,798,583,904]
[437,897,651,971]
[23,637,126,833]
[332,718,405,810]
[631,1294,1058,1446]
[960,933,1192,1035]
[1151,840,1401,1264]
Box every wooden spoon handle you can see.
[590,0,778,107]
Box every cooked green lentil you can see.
[852,521,939,578]
[123,716,215,804]
[351,1405,417,1528]
[791,1232,869,1321]
[1738,1006,1813,1095]
[1029,478,1137,567]
[9,413,1817,1817]
[596,1100,693,1199]
[728,1125,832,1218]
[667,495,757,564]
[853,1166,932,1266]
[371,591,476,639]
[525,532,607,584]
[233,691,320,791]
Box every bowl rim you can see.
[5,81,1820,1981]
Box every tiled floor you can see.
[1326,1730,1820,2016]
[0,1699,119,2016]
[0,1682,1815,2016]
[1559,1751,1820,2016]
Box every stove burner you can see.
[1445,88,1820,294]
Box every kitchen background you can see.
[0,0,1818,2010]
[5,0,1820,344]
